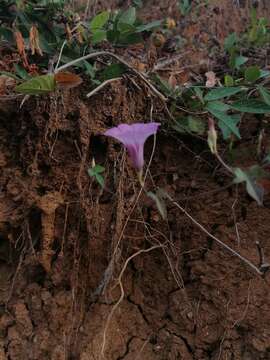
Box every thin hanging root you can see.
[37,192,63,272]
[165,193,265,276]
[100,244,164,359]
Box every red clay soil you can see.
[1,1,270,359]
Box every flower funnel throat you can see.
[104,123,160,170]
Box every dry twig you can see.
[55,51,167,102]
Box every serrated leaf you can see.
[230,100,270,113]
[204,87,244,101]
[258,86,270,106]
[233,167,264,205]
[90,11,110,31]
[245,66,261,83]
[147,191,167,220]
[15,74,56,94]
[206,106,241,139]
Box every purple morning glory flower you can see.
[104,123,160,170]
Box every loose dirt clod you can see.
[37,192,63,272]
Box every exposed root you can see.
[99,244,164,359]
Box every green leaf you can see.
[90,11,110,31]
[39,33,55,54]
[15,74,56,95]
[100,63,126,80]
[218,114,241,140]
[230,100,270,113]
[263,154,270,164]
[206,101,231,112]
[135,20,162,32]
[119,32,142,44]
[95,174,105,188]
[88,166,105,188]
[0,27,14,43]
[14,64,31,80]
[204,87,245,101]
[178,0,192,16]
[245,65,261,82]
[117,22,136,33]
[93,164,105,174]
[259,70,270,79]
[224,75,234,87]
[173,116,205,135]
[234,56,248,69]
[153,75,172,96]
[193,87,204,103]
[118,7,136,25]
[88,165,105,176]
[224,32,238,51]
[233,167,264,205]
[84,61,96,79]
[258,86,270,106]
[187,116,205,134]
[206,106,241,139]
[92,29,107,44]
[107,29,120,43]
[133,0,143,7]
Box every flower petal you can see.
[126,143,144,170]
[104,122,160,170]
[104,123,160,145]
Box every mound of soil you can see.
[1,1,270,360]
